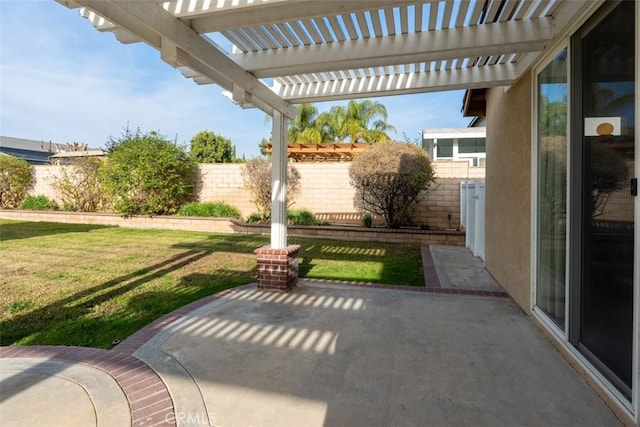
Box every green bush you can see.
[246,212,262,223]
[349,141,435,228]
[190,130,234,163]
[0,156,33,208]
[288,209,317,225]
[100,129,195,215]
[20,195,57,211]
[362,214,373,228]
[178,202,241,219]
[52,157,106,212]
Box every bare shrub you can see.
[349,141,435,228]
[241,158,300,221]
[53,157,107,212]
[0,156,33,208]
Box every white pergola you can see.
[56,0,600,249]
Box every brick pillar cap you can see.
[254,245,301,255]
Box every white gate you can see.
[460,181,486,261]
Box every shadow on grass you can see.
[174,234,423,286]
[292,238,423,286]
[0,221,113,242]
[0,249,254,348]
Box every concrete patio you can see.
[0,246,622,426]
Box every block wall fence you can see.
[28,161,484,230]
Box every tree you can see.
[190,130,234,163]
[100,129,195,215]
[259,137,271,157]
[275,100,396,145]
[590,142,629,217]
[349,141,435,228]
[288,103,319,142]
[317,100,396,143]
[241,158,301,221]
[0,156,33,208]
[52,157,106,212]
[539,95,567,137]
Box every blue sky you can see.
[0,1,470,158]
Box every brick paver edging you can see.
[0,345,175,427]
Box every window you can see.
[536,48,568,329]
[458,137,486,154]
[436,138,453,158]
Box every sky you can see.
[0,1,471,159]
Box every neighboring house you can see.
[0,136,62,165]
[49,150,106,165]
[421,127,486,167]
[0,136,100,165]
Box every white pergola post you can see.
[270,110,288,249]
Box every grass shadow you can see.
[0,251,252,348]
[0,221,113,242]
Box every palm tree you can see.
[288,103,319,142]
[267,100,396,148]
[317,100,396,143]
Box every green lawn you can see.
[0,220,423,348]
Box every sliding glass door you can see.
[571,0,635,399]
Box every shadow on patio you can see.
[136,282,620,426]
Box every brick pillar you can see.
[254,245,301,292]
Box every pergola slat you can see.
[384,7,396,36]
[414,2,424,33]
[65,0,596,107]
[302,19,323,45]
[355,11,370,39]
[428,1,438,31]
[455,0,471,27]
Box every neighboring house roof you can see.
[0,136,99,165]
[0,136,62,165]
[421,128,486,139]
[49,150,106,159]
[49,150,106,165]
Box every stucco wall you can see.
[28,160,484,230]
[485,72,532,312]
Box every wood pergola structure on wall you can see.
[56,0,603,252]
[266,142,370,162]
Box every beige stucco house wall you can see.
[484,71,532,312]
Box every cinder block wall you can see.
[31,166,61,204]
[29,161,484,229]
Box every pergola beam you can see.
[274,63,519,103]
[234,18,554,78]
[71,0,297,119]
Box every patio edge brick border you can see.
[0,346,175,427]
